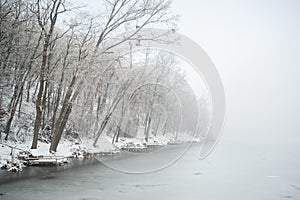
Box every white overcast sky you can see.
[175,0,300,144]
[72,0,300,143]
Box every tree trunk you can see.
[31,41,48,149]
[49,73,77,152]
[144,114,152,142]
[49,103,72,152]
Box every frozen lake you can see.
[0,140,299,200]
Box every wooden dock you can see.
[26,156,68,166]
[1,142,69,167]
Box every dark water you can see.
[0,158,99,185]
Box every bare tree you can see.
[31,0,68,149]
[50,0,177,151]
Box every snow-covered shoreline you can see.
[0,131,201,172]
[0,133,118,172]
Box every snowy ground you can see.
[113,127,200,149]
[0,133,118,171]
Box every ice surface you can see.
[0,139,299,200]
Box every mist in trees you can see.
[0,0,211,152]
